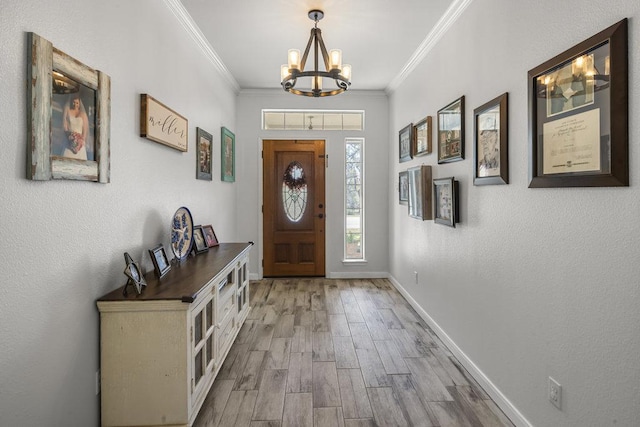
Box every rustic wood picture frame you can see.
[27,32,111,182]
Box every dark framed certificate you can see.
[528,19,628,188]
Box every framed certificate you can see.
[527,19,628,187]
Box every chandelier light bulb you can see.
[288,49,301,71]
[281,64,290,81]
[341,64,352,81]
[329,49,342,71]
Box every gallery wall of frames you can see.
[397,18,628,228]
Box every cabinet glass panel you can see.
[206,301,213,329]
[194,349,203,384]
[206,336,213,364]
[194,312,203,343]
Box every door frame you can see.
[257,138,327,278]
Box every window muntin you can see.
[263,109,364,131]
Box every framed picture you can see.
[399,124,413,163]
[407,165,433,220]
[413,116,432,156]
[221,127,235,182]
[433,177,459,227]
[122,252,147,296]
[437,96,465,163]
[140,94,188,152]
[27,32,111,183]
[528,19,628,188]
[398,171,409,205]
[474,93,508,185]
[196,127,213,180]
[192,225,209,254]
[202,224,219,247]
[148,244,171,279]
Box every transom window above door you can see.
[262,109,364,131]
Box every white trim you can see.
[386,0,474,94]
[327,272,389,279]
[163,0,240,93]
[387,275,532,427]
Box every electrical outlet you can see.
[548,377,561,409]
[96,369,101,395]
[414,271,418,284]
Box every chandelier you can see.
[281,10,352,97]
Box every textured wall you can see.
[389,0,640,425]
[236,90,390,278]
[0,1,237,425]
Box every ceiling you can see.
[179,0,456,93]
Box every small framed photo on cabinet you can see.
[149,244,171,279]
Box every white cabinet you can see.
[97,243,252,427]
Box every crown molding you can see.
[163,0,240,93]
[386,0,474,94]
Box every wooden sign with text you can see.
[140,94,188,152]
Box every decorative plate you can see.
[171,207,194,262]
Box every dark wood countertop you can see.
[97,242,252,303]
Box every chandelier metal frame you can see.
[281,10,351,97]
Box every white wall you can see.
[0,1,238,425]
[236,90,389,278]
[389,0,640,426]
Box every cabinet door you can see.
[191,294,216,399]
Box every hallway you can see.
[194,278,514,426]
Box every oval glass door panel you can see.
[282,161,308,222]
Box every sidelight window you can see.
[345,138,364,261]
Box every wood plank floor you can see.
[193,278,514,427]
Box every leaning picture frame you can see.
[437,96,465,164]
[27,32,111,182]
[148,244,171,279]
[398,171,409,205]
[192,225,209,254]
[528,19,628,188]
[202,224,219,247]
[196,127,213,181]
[433,177,459,227]
[221,127,235,182]
[474,92,509,185]
[413,116,432,157]
[399,124,413,163]
[407,165,433,220]
[122,252,147,296]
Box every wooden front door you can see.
[263,140,325,277]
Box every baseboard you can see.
[327,271,390,279]
[249,273,261,281]
[387,275,532,427]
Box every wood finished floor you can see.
[193,278,514,427]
